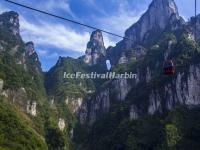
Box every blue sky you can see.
[0,0,200,71]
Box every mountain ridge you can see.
[107,0,185,66]
[1,0,200,150]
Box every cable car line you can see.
[195,0,197,41]
[4,0,134,42]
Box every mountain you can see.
[0,11,20,37]
[1,0,200,150]
[83,29,106,66]
[0,11,75,150]
[188,14,200,42]
[45,29,108,114]
[78,0,187,125]
[74,0,200,149]
[107,0,185,66]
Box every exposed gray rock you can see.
[84,30,106,66]
[78,78,133,124]
[58,118,65,131]
[1,91,8,98]
[88,88,110,124]
[118,52,128,64]
[27,100,37,116]
[77,0,200,126]
[70,129,74,139]
[185,65,200,105]
[79,59,200,124]
[25,41,36,56]
[0,11,20,36]
[130,105,139,120]
[110,78,131,101]
[108,0,182,66]
[0,79,3,90]
[50,98,54,106]
[146,67,152,83]
[188,14,200,42]
[65,97,83,113]
[124,0,179,47]
[147,64,200,115]
[148,90,162,114]
[78,102,88,124]
[25,41,42,72]
[0,41,7,52]
[128,64,200,120]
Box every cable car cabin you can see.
[163,60,175,75]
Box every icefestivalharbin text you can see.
[63,72,137,79]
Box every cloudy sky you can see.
[0,0,199,71]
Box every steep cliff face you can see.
[78,17,200,125]
[25,41,43,74]
[0,11,44,115]
[107,0,184,66]
[0,11,76,150]
[78,78,133,124]
[188,14,200,42]
[0,11,20,36]
[45,55,108,116]
[0,79,3,90]
[129,63,200,120]
[125,0,179,46]
[84,30,106,66]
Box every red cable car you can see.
[163,60,175,75]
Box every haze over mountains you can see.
[0,0,200,150]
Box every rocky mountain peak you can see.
[188,14,200,42]
[0,11,20,36]
[151,0,178,16]
[90,29,104,45]
[108,0,182,66]
[56,56,69,66]
[124,0,179,46]
[84,30,106,66]
[25,41,41,70]
[25,42,36,56]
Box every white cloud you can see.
[20,16,90,53]
[81,0,107,15]
[98,1,143,36]
[38,49,58,59]
[46,52,59,59]
[38,0,77,19]
[37,49,48,56]
[1,0,144,54]
[93,0,145,48]
[103,34,116,47]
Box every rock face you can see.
[27,100,37,116]
[84,30,106,66]
[0,79,3,90]
[25,42,41,67]
[65,97,83,113]
[25,42,36,56]
[188,14,200,42]
[78,78,133,124]
[58,118,65,131]
[125,0,178,46]
[79,60,200,124]
[77,0,200,125]
[108,0,182,66]
[130,105,139,120]
[130,64,200,120]
[0,11,20,36]
[25,42,41,71]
